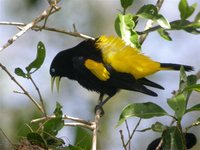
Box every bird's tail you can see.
[160,63,193,71]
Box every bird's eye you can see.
[51,68,56,73]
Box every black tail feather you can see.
[160,63,193,71]
[138,78,164,90]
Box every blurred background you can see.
[0,0,200,149]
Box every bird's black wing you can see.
[137,78,164,89]
[73,56,160,97]
[105,65,159,97]
[72,56,118,96]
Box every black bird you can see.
[50,36,193,114]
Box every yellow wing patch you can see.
[84,59,110,81]
[95,36,161,79]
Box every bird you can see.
[50,35,193,114]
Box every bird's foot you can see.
[94,104,104,117]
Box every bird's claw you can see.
[95,105,104,117]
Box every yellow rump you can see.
[95,36,161,79]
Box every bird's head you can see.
[50,50,75,92]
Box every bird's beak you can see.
[51,76,61,92]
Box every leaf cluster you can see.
[15,41,46,78]
[117,67,200,149]
[116,0,200,48]
[14,102,65,149]
[116,1,200,149]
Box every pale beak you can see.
[51,76,61,92]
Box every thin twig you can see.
[31,114,92,126]
[125,118,142,147]
[155,139,163,150]
[0,63,44,114]
[29,76,47,118]
[0,21,95,40]
[139,0,165,45]
[42,5,54,28]
[64,122,93,130]
[125,120,131,150]
[120,130,127,150]
[0,128,14,147]
[13,90,25,94]
[91,109,101,150]
[0,4,60,52]
[155,115,175,149]
[73,24,78,32]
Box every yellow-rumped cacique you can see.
[50,35,193,112]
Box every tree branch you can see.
[0,4,61,52]
[0,21,95,40]
[125,120,131,150]
[125,118,142,147]
[139,0,165,44]
[91,109,101,150]
[120,130,127,150]
[64,122,94,130]
[29,76,47,118]
[0,63,45,115]
[31,114,92,125]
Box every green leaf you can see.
[170,20,189,30]
[137,4,170,29]
[156,14,171,29]
[179,66,187,92]
[179,0,197,20]
[43,118,64,138]
[170,20,200,34]
[184,84,200,92]
[74,127,92,150]
[157,28,172,41]
[46,137,65,147]
[54,102,63,118]
[27,132,47,148]
[183,75,198,100]
[186,22,200,28]
[115,16,122,37]
[15,67,27,78]
[194,12,200,23]
[26,41,46,73]
[186,104,200,113]
[185,24,200,34]
[167,94,186,121]
[151,122,167,132]
[120,0,134,10]
[179,71,197,102]
[187,75,197,87]
[162,126,185,150]
[123,14,135,29]
[129,30,141,49]
[137,4,158,20]
[117,102,167,126]
[114,14,140,48]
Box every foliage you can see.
[15,41,46,78]
[1,0,200,150]
[116,0,200,49]
[117,67,200,149]
[116,0,200,149]
[14,102,65,149]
